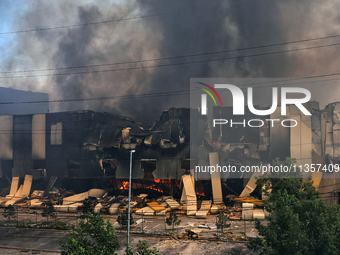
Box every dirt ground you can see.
[119,236,257,255]
[0,210,259,255]
[0,236,256,255]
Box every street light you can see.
[127,149,135,245]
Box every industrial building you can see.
[0,87,48,115]
[0,87,339,204]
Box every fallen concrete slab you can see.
[147,202,166,212]
[94,203,103,214]
[155,202,170,216]
[5,185,24,206]
[88,189,107,198]
[21,175,33,197]
[31,190,44,197]
[210,204,222,214]
[242,203,254,220]
[135,206,155,216]
[6,177,19,198]
[196,200,211,219]
[109,203,120,215]
[209,152,223,205]
[181,175,197,216]
[165,199,180,210]
[63,192,89,205]
[253,208,265,220]
[29,199,43,208]
[55,202,83,213]
[239,171,262,197]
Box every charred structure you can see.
[0,96,340,204]
[0,108,197,194]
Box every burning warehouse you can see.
[0,103,196,195]
[1,86,340,211]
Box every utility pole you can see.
[127,149,135,245]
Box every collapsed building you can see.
[0,95,340,206]
[0,108,194,195]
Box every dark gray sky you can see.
[1,0,340,126]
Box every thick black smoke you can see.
[2,0,340,126]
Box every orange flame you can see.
[119,181,129,190]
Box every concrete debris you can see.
[31,190,44,198]
[62,192,89,205]
[88,189,107,198]
[242,203,255,220]
[196,200,211,219]
[135,206,155,216]
[165,198,180,210]
[209,153,223,205]
[29,199,43,208]
[181,175,197,216]
[187,222,194,227]
[136,219,145,224]
[147,202,166,212]
[0,167,268,227]
[109,203,120,215]
[155,207,170,216]
[210,204,223,215]
[137,194,148,199]
[22,175,33,197]
[229,216,241,220]
[198,225,210,229]
[54,205,70,213]
[232,197,263,206]
[5,185,24,206]
[246,232,260,238]
[239,172,262,197]
[252,208,265,220]
[7,177,19,198]
[94,203,103,214]
[62,189,106,205]
[68,203,83,213]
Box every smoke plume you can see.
[1,0,340,126]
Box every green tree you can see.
[136,240,159,255]
[248,157,340,255]
[124,241,159,255]
[216,210,230,234]
[81,198,96,220]
[257,157,319,205]
[117,210,134,229]
[125,244,134,255]
[42,201,55,223]
[2,205,16,222]
[166,211,181,231]
[60,213,120,255]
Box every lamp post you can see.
[127,149,135,245]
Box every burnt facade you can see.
[0,108,197,182]
[1,102,340,201]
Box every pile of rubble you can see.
[0,174,265,223]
